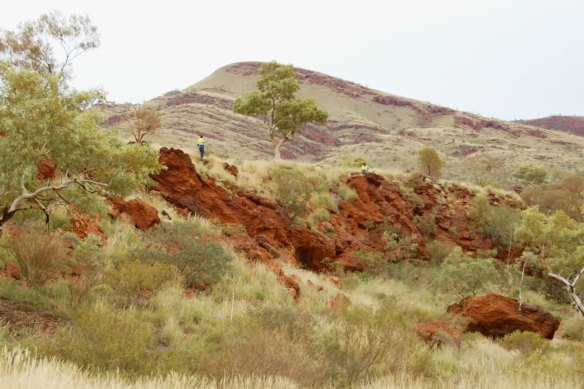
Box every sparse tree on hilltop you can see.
[418,147,443,179]
[233,62,329,159]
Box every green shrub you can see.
[499,330,550,356]
[270,166,311,217]
[341,156,368,168]
[308,207,331,224]
[106,260,181,304]
[321,303,430,386]
[427,240,454,264]
[513,164,548,185]
[432,246,500,296]
[0,279,53,310]
[468,194,520,248]
[384,232,419,262]
[352,250,388,277]
[403,192,425,210]
[309,191,339,215]
[338,183,358,201]
[136,221,233,288]
[413,212,436,240]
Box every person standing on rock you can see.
[361,162,370,174]
[196,135,206,159]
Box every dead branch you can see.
[549,267,584,317]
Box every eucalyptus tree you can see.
[0,13,160,233]
[233,62,328,159]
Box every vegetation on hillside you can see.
[2,12,584,389]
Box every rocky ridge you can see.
[151,148,522,285]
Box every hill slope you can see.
[517,115,584,136]
[100,62,584,185]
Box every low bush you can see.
[308,207,331,224]
[10,225,70,288]
[338,183,358,201]
[136,221,233,288]
[426,240,454,264]
[432,246,500,297]
[321,303,430,386]
[561,315,584,341]
[270,166,311,218]
[106,260,182,305]
[39,305,157,376]
[499,330,550,357]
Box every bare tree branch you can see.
[549,268,584,317]
[1,178,109,228]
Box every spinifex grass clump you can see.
[10,225,70,288]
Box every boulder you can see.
[447,294,560,339]
[107,196,160,230]
[415,319,462,348]
[223,162,239,178]
[71,212,107,242]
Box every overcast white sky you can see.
[1,0,583,120]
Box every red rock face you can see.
[151,148,515,274]
[151,148,335,271]
[107,196,161,230]
[447,294,560,339]
[520,116,584,136]
[166,93,233,110]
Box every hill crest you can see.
[100,61,584,187]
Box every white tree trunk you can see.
[549,267,584,317]
[273,138,287,160]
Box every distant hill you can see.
[516,116,584,137]
[98,62,584,186]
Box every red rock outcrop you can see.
[166,93,233,110]
[519,115,584,137]
[151,148,512,276]
[455,116,521,138]
[336,173,426,263]
[70,212,106,242]
[107,196,160,230]
[151,148,337,270]
[447,294,560,339]
[415,319,462,348]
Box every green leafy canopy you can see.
[233,62,328,159]
[0,13,160,228]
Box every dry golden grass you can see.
[0,347,301,389]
